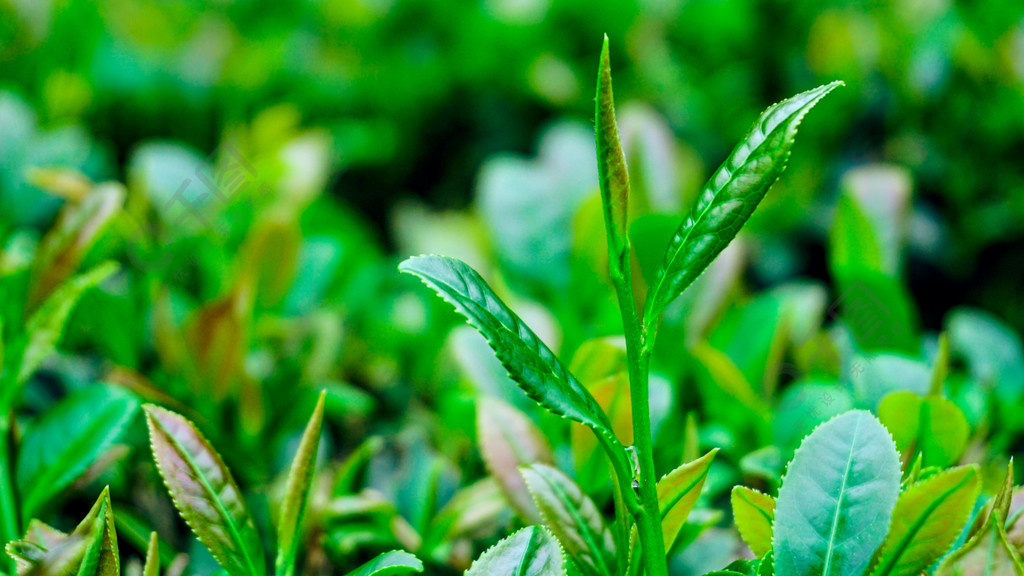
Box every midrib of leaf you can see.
[514,527,540,576]
[822,416,863,576]
[151,416,260,576]
[659,467,710,519]
[738,490,773,525]
[545,474,611,576]
[872,472,973,576]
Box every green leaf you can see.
[143,405,266,576]
[12,518,98,576]
[13,261,118,389]
[869,465,980,576]
[16,385,139,522]
[343,550,422,576]
[877,391,969,468]
[521,464,615,576]
[477,397,553,525]
[142,533,159,576]
[657,449,718,550]
[72,488,119,576]
[465,526,565,576]
[595,35,629,264]
[398,256,629,486]
[773,410,901,576]
[643,81,841,325]
[275,391,326,576]
[731,486,775,558]
[936,491,1024,576]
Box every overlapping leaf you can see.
[773,410,901,576]
[521,464,615,576]
[144,405,266,576]
[643,81,841,324]
[465,526,565,576]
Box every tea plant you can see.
[401,37,840,576]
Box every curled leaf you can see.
[595,35,630,263]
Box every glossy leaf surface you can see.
[465,526,564,576]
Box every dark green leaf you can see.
[644,82,841,324]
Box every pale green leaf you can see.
[731,486,775,558]
[773,410,901,576]
[465,526,565,576]
[143,405,266,576]
[877,391,969,468]
[344,550,422,576]
[658,449,718,550]
[521,464,615,576]
[275,391,326,576]
[869,465,980,576]
[142,533,159,576]
[643,82,841,324]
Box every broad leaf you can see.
[869,465,980,576]
[14,261,118,388]
[595,35,629,262]
[521,464,615,576]
[16,385,139,521]
[477,397,553,525]
[731,486,775,557]
[643,81,841,324]
[398,256,629,482]
[877,391,968,468]
[465,526,565,576]
[773,410,901,576]
[144,405,266,576]
[344,550,422,576]
[275,391,326,576]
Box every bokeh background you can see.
[3,1,1024,573]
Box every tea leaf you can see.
[644,82,840,325]
[658,449,718,550]
[142,533,159,576]
[16,385,139,521]
[344,550,422,576]
[477,397,553,525]
[72,488,119,576]
[869,465,980,576]
[465,526,565,576]
[936,497,1024,575]
[275,391,326,576]
[731,486,775,557]
[877,391,969,469]
[773,410,901,576]
[595,36,629,264]
[15,261,118,388]
[398,256,629,483]
[143,405,266,576]
[521,464,615,576]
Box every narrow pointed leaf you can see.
[465,526,565,576]
[773,410,901,576]
[521,464,615,576]
[142,533,159,576]
[16,385,139,522]
[344,550,422,576]
[477,397,553,525]
[731,486,775,557]
[398,256,629,481]
[595,35,629,261]
[143,405,266,576]
[275,391,326,576]
[15,261,118,387]
[658,449,718,550]
[870,465,980,576]
[937,512,1024,575]
[71,489,119,576]
[643,82,841,324]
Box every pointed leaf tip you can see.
[595,38,630,263]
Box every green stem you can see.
[610,252,668,576]
[0,413,20,574]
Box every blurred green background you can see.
[2,0,1023,332]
